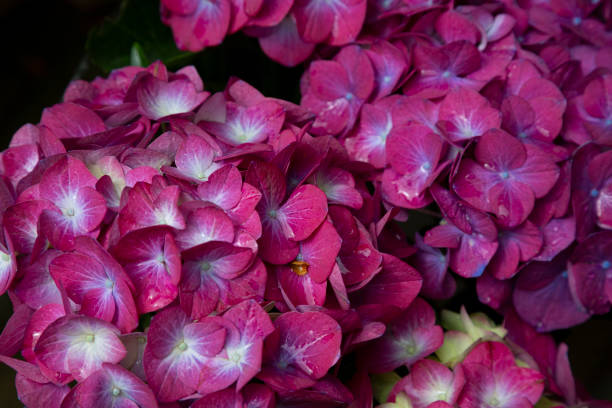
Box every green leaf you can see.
[371,371,402,403]
[86,0,193,73]
[130,42,148,67]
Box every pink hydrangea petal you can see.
[533,217,575,262]
[363,298,443,372]
[35,315,126,382]
[50,237,138,333]
[293,0,335,42]
[474,129,526,171]
[514,252,590,332]
[411,233,455,300]
[176,207,235,250]
[196,165,244,210]
[74,363,157,408]
[277,184,328,242]
[344,103,392,168]
[489,221,542,279]
[337,222,382,286]
[137,75,206,119]
[352,254,422,309]
[173,134,217,181]
[399,359,465,408]
[257,15,315,67]
[438,89,501,142]
[258,311,342,392]
[112,227,181,313]
[166,0,231,51]
[41,103,106,140]
[144,307,226,402]
[277,265,328,308]
[180,241,253,318]
[296,220,341,283]
[0,302,33,359]
[16,374,70,408]
[436,10,481,44]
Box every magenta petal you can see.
[0,302,33,359]
[41,102,106,140]
[533,217,575,262]
[197,165,244,210]
[362,298,443,373]
[298,220,341,283]
[22,304,66,366]
[513,252,590,332]
[277,265,328,308]
[50,237,138,333]
[337,221,382,286]
[113,227,181,313]
[387,124,444,175]
[119,183,186,235]
[15,373,70,408]
[489,221,542,279]
[257,15,315,67]
[278,184,328,241]
[2,143,39,185]
[344,103,393,169]
[293,0,335,43]
[474,129,526,171]
[180,241,253,319]
[222,300,274,388]
[144,307,226,402]
[352,254,422,309]
[35,315,126,382]
[438,89,501,142]
[568,231,612,315]
[13,249,63,309]
[170,0,231,50]
[459,341,544,408]
[411,233,455,300]
[258,311,342,392]
[175,207,235,250]
[173,134,218,182]
[397,359,465,408]
[310,167,363,209]
[137,75,205,119]
[242,383,275,408]
[192,388,243,408]
[74,363,157,408]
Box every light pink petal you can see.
[4,200,55,254]
[137,75,205,119]
[196,165,243,210]
[35,315,126,382]
[75,363,157,408]
[174,134,218,181]
[175,207,235,250]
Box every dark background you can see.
[0,0,611,405]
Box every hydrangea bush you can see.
[0,0,611,406]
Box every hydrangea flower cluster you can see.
[160,0,367,66]
[292,0,612,333]
[0,0,611,405]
